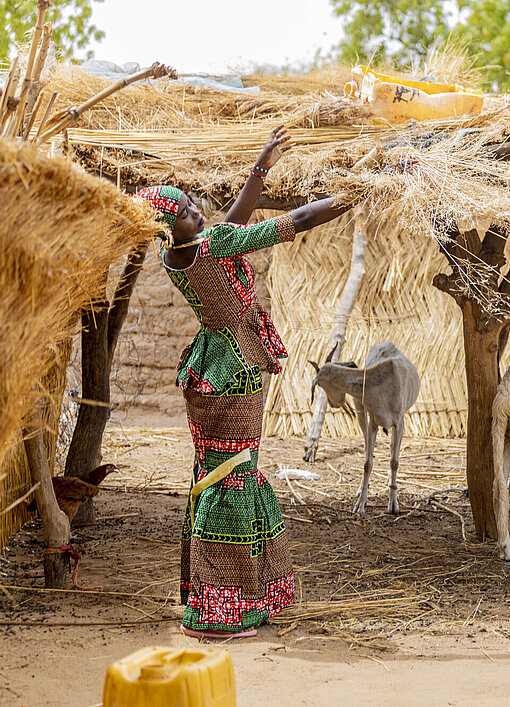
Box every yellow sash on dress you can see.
[189,447,251,528]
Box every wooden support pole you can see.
[32,21,52,83]
[107,244,148,371]
[304,207,368,462]
[23,405,70,589]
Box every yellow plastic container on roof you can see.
[345,65,484,124]
[103,646,236,707]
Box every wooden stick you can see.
[24,22,52,131]
[282,469,306,505]
[37,62,177,144]
[1,584,176,602]
[8,1,51,138]
[0,616,179,628]
[32,21,52,83]
[0,62,21,134]
[33,91,58,141]
[0,56,19,127]
[67,394,114,409]
[22,89,46,140]
[432,500,468,542]
[22,405,70,588]
[282,513,313,524]
[0,482,40,516]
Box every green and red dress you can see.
[162,214,296,632]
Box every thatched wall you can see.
[262,212,510,438]
[0,137,159,548]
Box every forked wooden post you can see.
[23,405,70,588]
[304,209,368,462]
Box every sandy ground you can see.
[2,423,510,706]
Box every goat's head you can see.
[309,360,359,409]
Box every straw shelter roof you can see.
[40,64,510,215]
[0,137,159,548]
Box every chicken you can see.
[27,463,118,522]
[81,463,118,486]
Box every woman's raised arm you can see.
[223,126,291,225]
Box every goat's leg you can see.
[353,420,377,514]
[492,408,510,560]
[388,420,404,515]
[493,433,510,559]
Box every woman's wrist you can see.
[250,164,268,182]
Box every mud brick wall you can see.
[110,215,274,423]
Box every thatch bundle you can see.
[0,137,159,547]
[35,65,510,264]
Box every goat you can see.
[310,342,420,514]
[491,367,510,559]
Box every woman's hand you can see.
[255,125,291,171]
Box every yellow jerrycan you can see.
[103,646,236,707]
[345,65,484,124]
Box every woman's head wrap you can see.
[135,185,183,245]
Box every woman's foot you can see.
[180,624,257,640]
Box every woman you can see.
[137,127,350,638]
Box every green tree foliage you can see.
[456,1,510,89]
[332,0,452,65]
[330,0,510,88]
[0,0,105,61]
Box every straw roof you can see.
[38,65,509,191]
[0,137,159,548]
[36,66,510,303]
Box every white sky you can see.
[88,0,345,73]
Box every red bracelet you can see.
[250,169,265,181]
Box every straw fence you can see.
[0,137,159,549]
[263,211,510,439]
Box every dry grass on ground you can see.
[2,428,510,704]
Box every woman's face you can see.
[172,193,204,244]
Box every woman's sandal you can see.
[180,623,257,640]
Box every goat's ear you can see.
[308,360,320,373]
[311,378,317,403]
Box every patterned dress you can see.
[162,214,296,632]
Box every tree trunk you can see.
[107,244,148,371]
[65,289,110,522]
[462,302,501,539]
[65,247,148,523]
[23,407,70,588]
[433,223,510,540]
[304,219,367,462]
